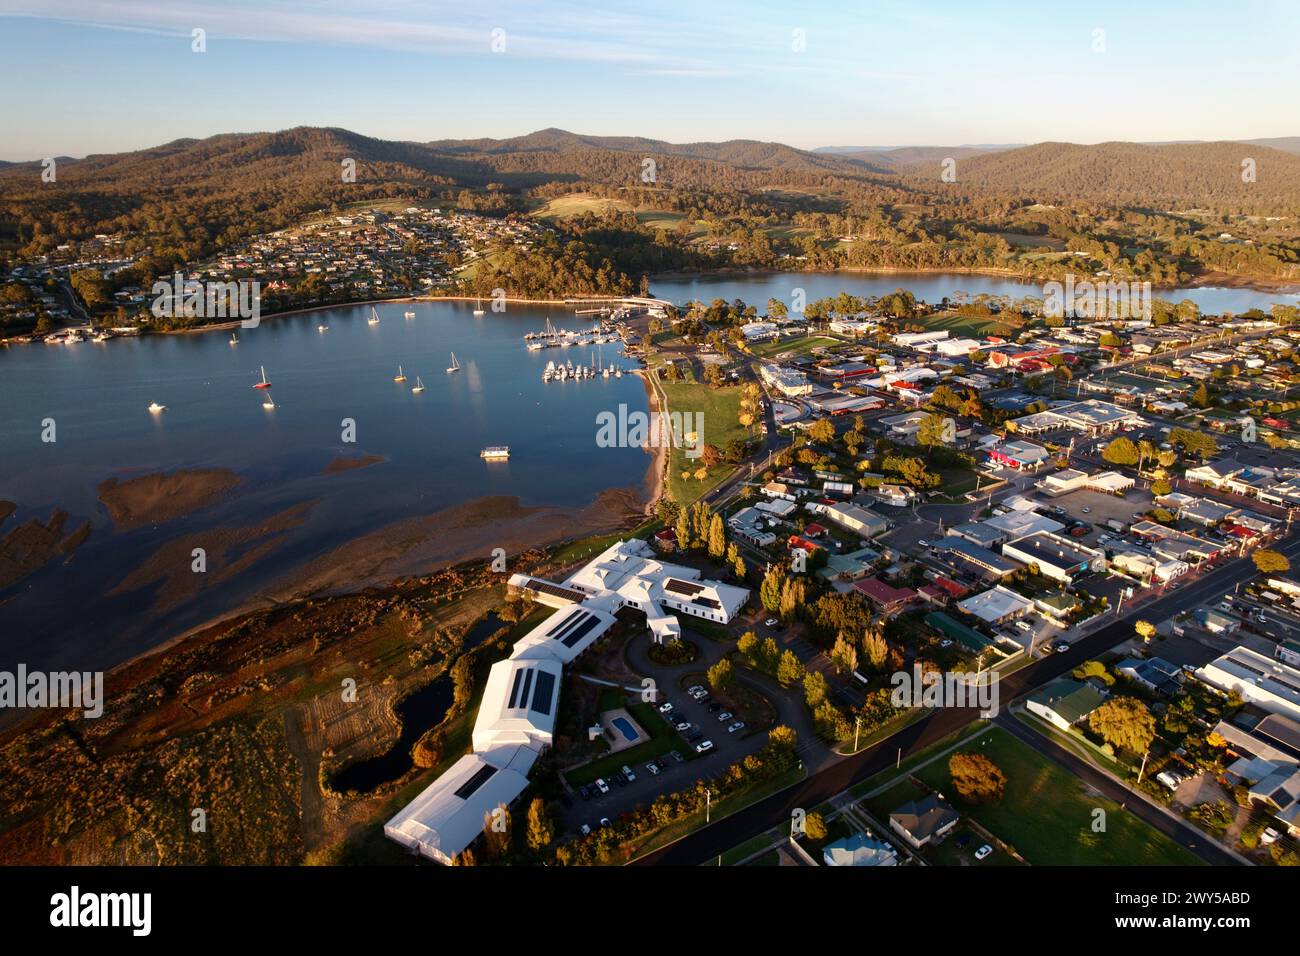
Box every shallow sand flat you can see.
[108,500,317,613]
[0,506,92,589]
[274,487,647,599]
[97,468,245,530]
[321,454,386,475]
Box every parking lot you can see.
[563,661,770,836]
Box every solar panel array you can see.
[452,764,498,800]
[546,608,603,648]
[530,670,557,716]
[519,578,586,603]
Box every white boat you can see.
[93,332,109,343]
[262,398,276,409]
[526,341,546,351]
[148,402,166,413]
[368,307,380,325]
[318,323,328,333]
[480,446,510,460]
[411,376,425,393]
[394,365,407,383]
[446,352,460,373]
[473,299,485,316]
[229,333,238,345]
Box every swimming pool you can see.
[611,716,641,743]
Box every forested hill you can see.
[3,127,1299,275]
[900,141,1300,211]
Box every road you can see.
[632,533,1300,865]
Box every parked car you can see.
[727,721,745,733]
[717,710,734,722]
[621,764,636,783]
[1081,506,1091,514]
[580,823,591,836]
[658,700,674,714]
[595,778,610,795]
[687,684,706,696]
[578,785,592,801]
[974,844,993,861]
[1052,641,1070,654]
[939,638,953,649]
[764,618,779,627]
[1015,620,1032,632]
[612,772,627,788]
[667,750,685,763]
[645,761,661,776]
[599,817,611,828]
[695,740,714,753]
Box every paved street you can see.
[633,532,1300,865]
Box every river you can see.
[649,270,1300,314]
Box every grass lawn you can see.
[657,378,747,504]
[915,727,1202,866]
[921,311,1016,338]
[549,518,661,566]
[749,335,840,359]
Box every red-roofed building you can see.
[804,523,827,538]
[788,535,824,554]
[652,528,678,553]
[931,576,969,599]
[853,577,918,613]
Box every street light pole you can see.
[854,714,862,753]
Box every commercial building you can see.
[957,585,1034,626]
[934,537,1023,582]
[386,539,749,863]
[815,501,890,538]
[1000,532,1104,584]
[758,363,815,397]
[987,439,1051,471]
[1197,646,1300,720]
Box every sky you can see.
[1,0,1297,160]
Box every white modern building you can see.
[1197,646,1300,721]
[385,538,750,864]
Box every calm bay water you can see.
[0,301,649,672]
[649,270,1300,315]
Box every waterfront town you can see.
[5,181,1300,874]
[341,258,1300,867]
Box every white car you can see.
[595,778,610,795]
[1015,620,1033,632]
[974,844,993,861]
[580,823,591,836]
[620,764,636,782]
[727,721,745,733]
[764,618,779,627]
[695,740,714,753]
[644,761,661,776]
[658,701,674,714]
[939,638,953,649]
